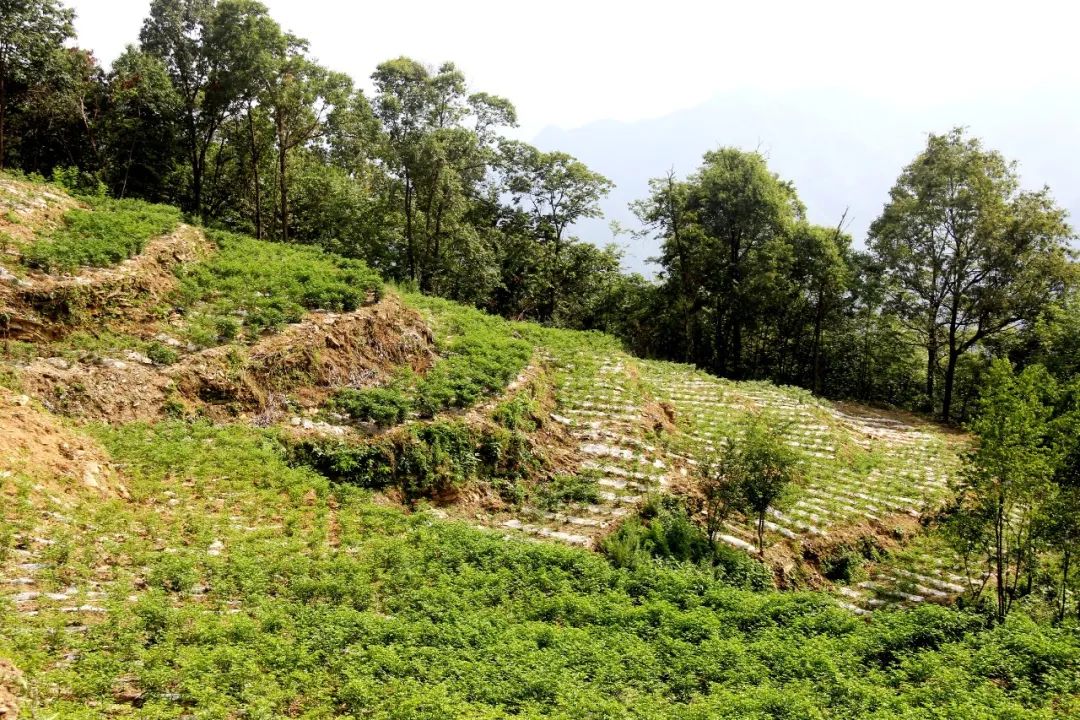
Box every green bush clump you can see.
[534,472,601,510]
[175,230,383,344]
[328,386,411,426]
[22,197,181,273]
[492,392,543,431]
[602,496,774,590]
[289,419,536,502]
[145,341,179,366]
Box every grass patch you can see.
[21,197,181,273]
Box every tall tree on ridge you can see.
[869,128,1073,421]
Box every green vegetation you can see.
[2,0,1080,715]
[407,294,534,417]
[49,329,179,365]
[2,420,1078,718]
[329,386,412,427]
[533,472,601,510]
[322,295,535,428]
[21,197,180,272]
[289,418,537,503]
[174,230,382,345]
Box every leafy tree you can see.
[500,140,613,321]
[260,42,349,242]
[103,48,181,199]
[631,170,702,359]
[372,57,515,293]
[726,418,800,554]
[789,221,851,393]
[633,149,802,377]
[0,0,74,169]
[140,0,267,217]
[694,451,744,547]
[8,45,104,176]
[688,149,802,377]
[869,128,1074,421]
[204,0,286,238]
[943,360,1057,621]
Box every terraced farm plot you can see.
[493,340,675,547]
[492,339,969,613]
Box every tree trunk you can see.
[192,157,203,219]
[247,104,262,240]
[942,348,959,423]
[756,513,766,556]
[925,325,938,414]
[995,493,1006,622]
[276,115,288,243]
[404,172,416,283]
[186,108,203,218]
[1063,548,1073,623]
[811,288,826,395]
[0,70,6,171]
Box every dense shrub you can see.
[288,419,537,502]
[603,496,774,590]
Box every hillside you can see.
[1,177,1076,718]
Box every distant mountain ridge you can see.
[535,87,1080,275]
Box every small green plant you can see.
[146,341,179,365]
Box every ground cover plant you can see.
[21,197,181,273]
[324,293,535,428]
[173,230,383,345]
[1,420,1078,719]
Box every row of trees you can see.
[2,0,1076,425]
[630,133,1075,421]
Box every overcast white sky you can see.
[67,0,1080,138]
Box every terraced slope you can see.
[1,177,970,617]
[492,340,968,612]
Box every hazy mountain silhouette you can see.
[534,88,1080,275]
